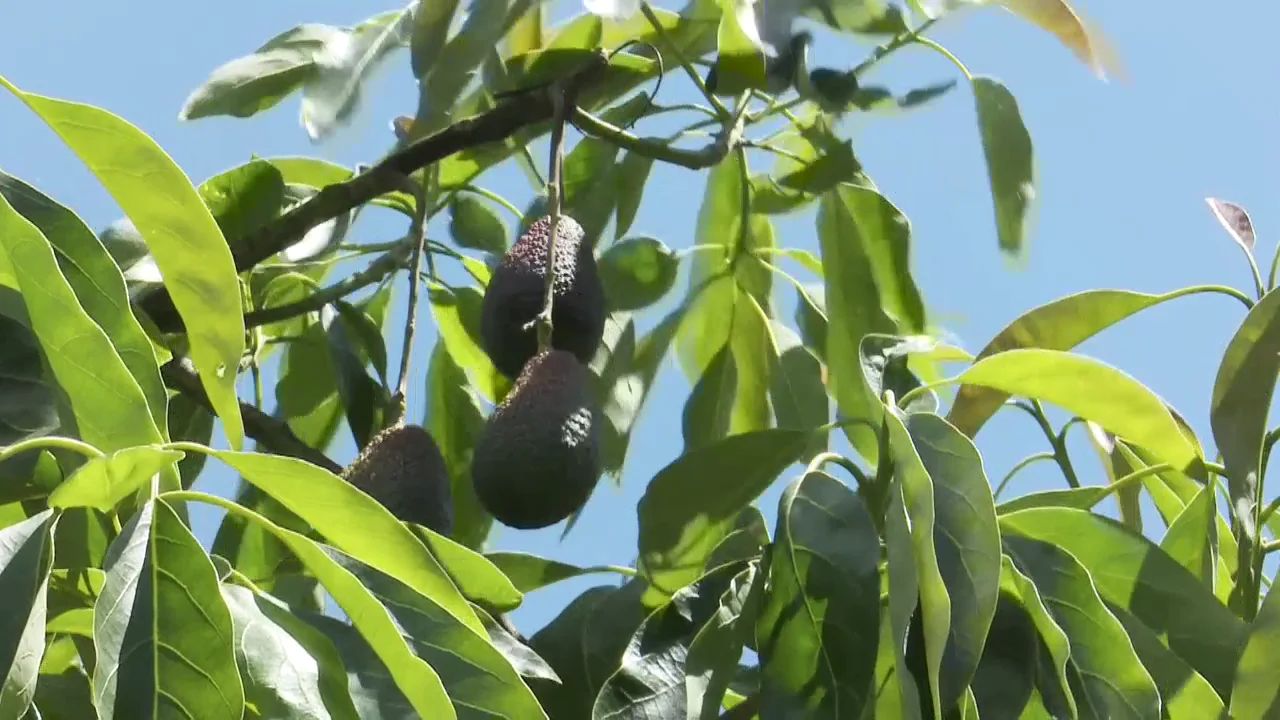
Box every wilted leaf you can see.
[638,429,814,597]
[92,500,243,720]
[756,471,881,715]
[973,76,1036,256]
[996,0,1123,80]
[1,76,246,448]
[1206,197,1256,253]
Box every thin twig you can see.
[525,80,576,349]
[392,181,432,423]
[138,52,613,333]
[244,242,410,329]
[160,357,342,474]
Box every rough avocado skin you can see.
[480,214,606,379]
[471,349,603,529]
[342,424,453,537]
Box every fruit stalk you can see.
[526,83,574,352]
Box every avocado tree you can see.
[1,0,1278,718]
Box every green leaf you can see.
[410,0,460,79]
[1003,534,1161,719]
[428,282,507,404]
[423,342,491,549]
[32,666,96,720]
[952,349,1201,474]
[0,172,168,436]
[678,156,743,379]
[1230,585,1280,719]
[197,159,287,246]
[973,76,1036,255]
[683,344,737,452]
[476,606,561,683]
[907,413,1002,709]
[0,197,165,454]
[1158,484,1219,592]
[769,322,829,462]
[999,507,1247,698]
[0,510,55,720]
[562,136,621,245]
[449,194,509,255]
[266,156,413,216]
[818,185,901,464]
[92,499,243,720]
[527,580,649,718]
[1106,602,1226,718]
[299,9,413,142]
[275,321,344,451]
[994,559,1073,718]
[220,583,360,719]
[326,547,548,719]
[209,449,484,634]
[485,551,632,594]
[48,446,185,511]
[883,409,950,720]
[995,486,1112,515]
[2,76,246,449]
[410,525,522,613]
[614,151,654,241]
[687,563,764,717]
[728,291,774,436]
[637,429,814,597]
[598,236,679,312]
[756,471,881,714]
[323,306,390,450]
[592,562,750,719]
[179,24,334,120]
[709,0,769,95]
[948,288,1199,438]
[168,394,214,489]
[217,504,454,719]
[0,314,60,469]
[1210,285,1280,608]
[597,306,685,476]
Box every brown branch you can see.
[139,52,612,333]
[161,356,343,474]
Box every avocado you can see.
[480,214,606,379]
[342,423,453,537]
[471,349,603,529]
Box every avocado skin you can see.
[342,424,453,537]
[480,214,606,379]
[471,349,603,530]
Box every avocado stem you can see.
[530,84,573,353]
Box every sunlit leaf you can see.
[0,172,167,435]
[48,446,184,511]
[598,236,679,312]
[1231,585,1280,719]
[973,76,1036,256]
[449,193,509,255]
[485,551,634,594]
[953,348,1200,473]
[1,75,246,448]
[424,343,491,549]
[996,0,1123,81]
[300,9,413,141]
[0,197,166,455]
[92,500,243,720]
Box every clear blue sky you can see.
[2,1,1276,634]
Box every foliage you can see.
[0,0,1277,718]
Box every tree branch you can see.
[138,52,613,333]
[161,356,343,474]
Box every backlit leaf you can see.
[973,76,1036,256]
